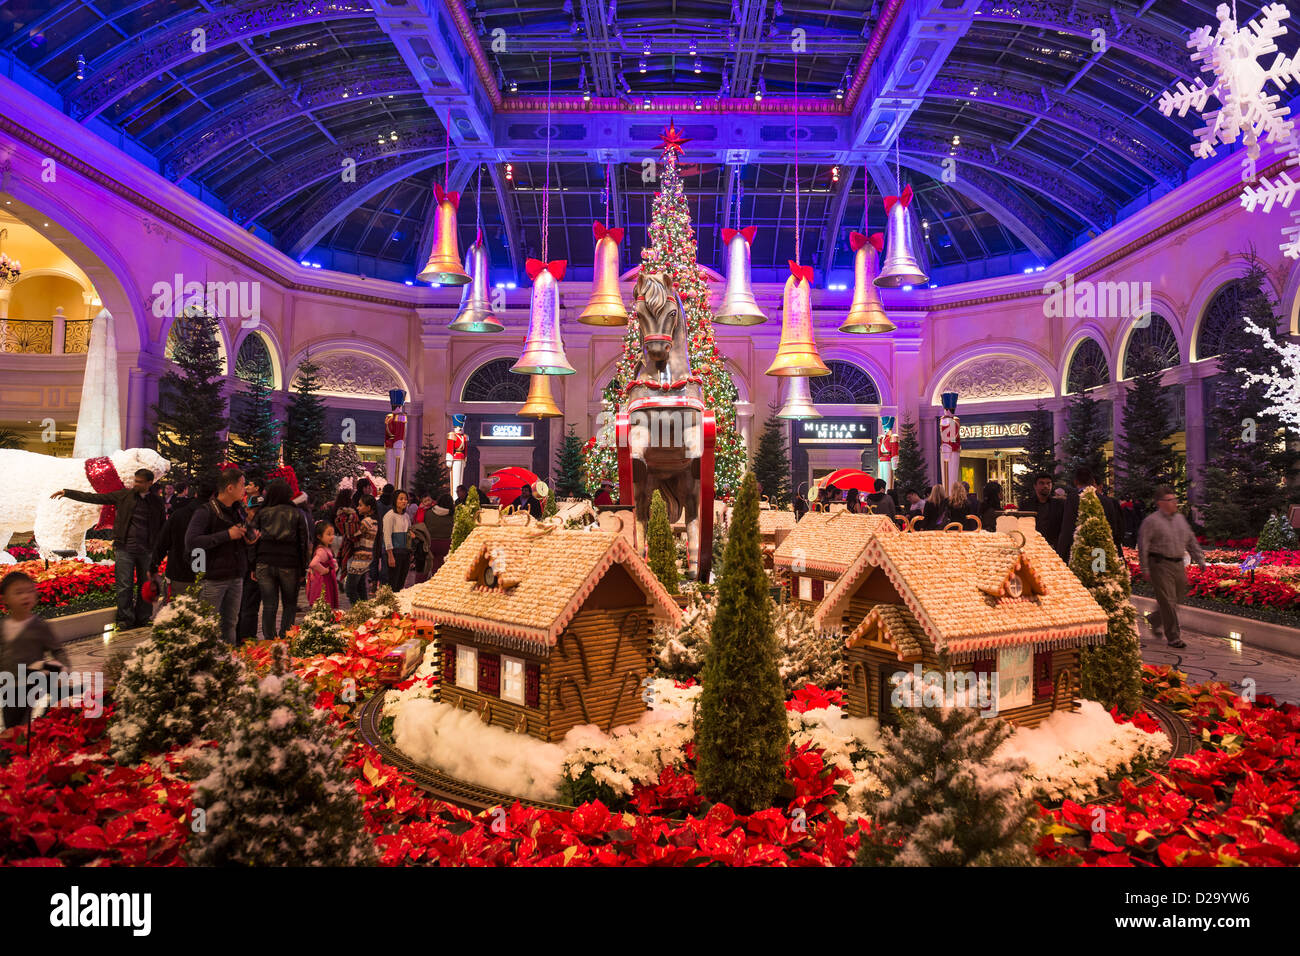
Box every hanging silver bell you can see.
[776,375,821,420]
[715,226,766,325]
[874,185,929,288]
[448,234,504,332]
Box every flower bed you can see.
[0,560,116,616]
[1122,549,1300,612]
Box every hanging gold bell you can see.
[519,374,562,418]
[449,233,504,332]
[715,226,766,325]
[874,184,929,288]
[765,261,829,377]
[578,221,628,325]
[417,184,472,285]
[841,231,895,333]
[512,258,575,375]
[776,375,822,420]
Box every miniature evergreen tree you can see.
[411,437,450,502]
[1199,263,1293,541]
[449,485,480,553]
[646,489,680,595]
[148,306,228,488]
[284,354,328,503]
[751,407,792,507]
[892,415,929,498]
[554,424,587,498]
[185,644,378,866]
[580,126,744,497]
[108,593,242,765]
[694,471,790,813]
[1015,402,1059,504]
[855,706,1037,866]
[1069,487,1142,712]
[321,442,364,498]
[1115,345,1181,510]
[1258,512,1299,550]
[543,490,557,518]
[230,375,281,476]
[1061,386,1110,487]
[291,598,347,657]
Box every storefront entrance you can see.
[944,411,1048,497]
[465,415,551,495]
[791,417,878,498]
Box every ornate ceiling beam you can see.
[411,161,476,278]
[576,0,620,98]
[158,67,420,182]
[487,162,524,281]
[730,0,772,99]
[62,0,375,121]
[820,165,858,269]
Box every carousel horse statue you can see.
[617,271,715,579]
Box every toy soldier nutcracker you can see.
[384,389,408,486]
[939,392,961,491]
[446,413,468,492]
[878,415,899,490]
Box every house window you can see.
[501,656,525,704]
[812,578,825,601]
[525,662,540,708]
[442,643,456,685]
[1033,650,1053,700]
[798,576,812,601]
[456,646,478,692]
[997,645,1033,711]
[479,652,501,697]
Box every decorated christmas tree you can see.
[284,354,328,503]
[230,375,281,477]
[892,415,929,498]
[752,406,792,507]
[449,485,480,553]
[1069,487,1142,712]
[185,644,377,866]
[411,437,450,502]
[1060,386,1110,487]
[108,593,242,765]
[554,424,587,498]
[1015,402,1059,504]
[291,598,346,658]
[1115,346,1180,509]
[321,442,366,497]
[1258,512,1299,550]
[646,489,680,595]
[543,489,557,518]
[694,471,790,813]
[148,305,228,488]
[855,706,1037,866]
[580,125,744,497]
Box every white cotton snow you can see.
[268,707,296,731]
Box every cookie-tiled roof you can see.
[758,509,796,538]
[410,526,681,648]
[848,603,930,661]
[815,529,1107,659]
[773,511,900,574]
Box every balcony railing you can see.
[0,319,91,354]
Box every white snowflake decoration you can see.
[1159,4,1300,257]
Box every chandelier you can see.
[0,230,19,285]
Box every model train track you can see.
[1078,695,1195,807]
[355,694,576,813]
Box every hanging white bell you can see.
[874,185,929,288]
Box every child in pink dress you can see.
[306,521,339,609]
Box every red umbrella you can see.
[822,469,877,493]
[488,466,541,503]
[819,468,862,489]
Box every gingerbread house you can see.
[410,525,681,742]
[773,511,901,607]
[757,509,796,568]
[812,528,1108,727]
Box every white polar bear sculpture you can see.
[0,447,170,558]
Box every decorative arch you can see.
[1120,314,1179,379]
[286,340,413,400]
[1063,336,1110,393]
[9,266,93,293]
[816,348,894,405]
[808,359,882,405]
[1188,260,1279,362]
[723,359,750,404]
[462,357,530,403]
[232,325,284,390]
[1194,278,1263,362]
[930,347,1056,406]
[233,331,276,388]
[162,310,231,374]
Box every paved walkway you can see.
[1138,612,1300,705]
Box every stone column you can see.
[124,367,151,448]
[919,410,939,489]
[51,306,66,355]
[1052,403,1069,462]
[0,286,11,319]
[1183,374,1205,500]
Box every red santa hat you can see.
[270,464,309,505]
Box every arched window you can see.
[1065,339,1108,392]
[1197,280,1251,360]
[462,358,530,403]
[234,333,274,388]
[808,360,880,404]
[163,308,227,373]
[1123,314,1179,378]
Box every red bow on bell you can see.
[592,221,624,243]
[434,184,461,209]
[788,260,814,284]
[882,184,913,214]
[526,258,568,281]
[721,226,757,244]
[849,231,885,253]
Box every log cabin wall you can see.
[549,603,652,740]
[435,624,554,741]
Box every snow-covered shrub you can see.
[652,594,714,680]
[1258,512,1299,551]
[775,601,843,693]
[341,584,400,629]
[108,593,241,765]
[291,598,346,657]
[185,644,377,866]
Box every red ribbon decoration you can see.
[84,456,125,531]
[433,184,460,209]
[525,258,568,281]
[882,184,913,214]
[849,231,885,253]
[788,260,814,284]
[721,225,757,244]
[621,374,704,396]
[592,222,624,244]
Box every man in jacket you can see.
[185,469,256,643]
[1019,472,1064,545]
[1056,467,1123,561]
[150,486,202,600]
[865,478,897,517]
[51,468,164,629]
[1138,486,1207,649]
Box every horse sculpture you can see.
[617,271,715,579]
